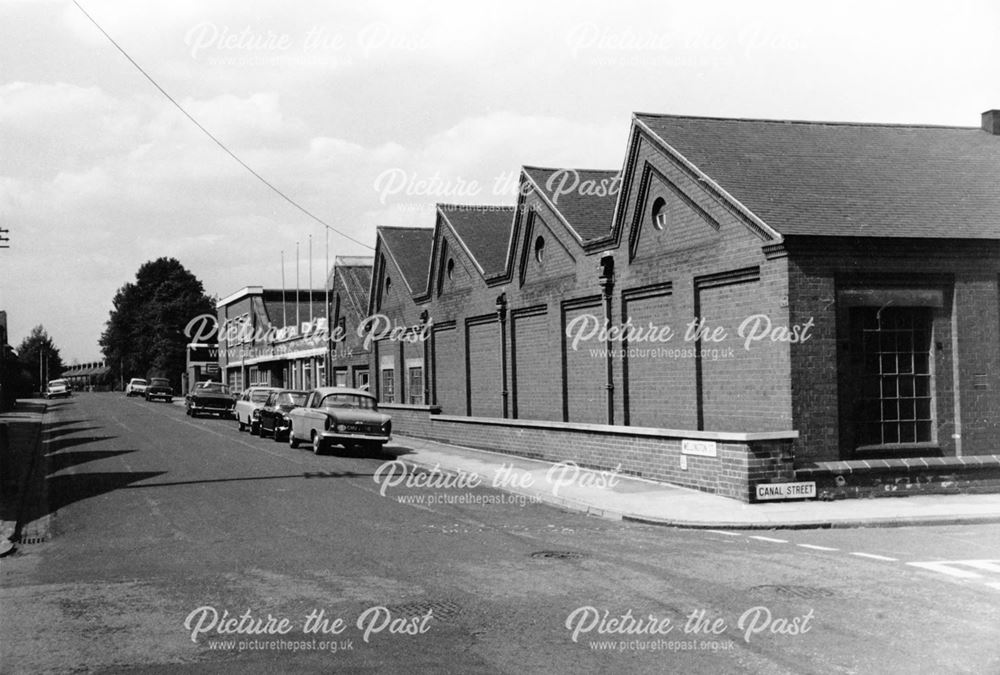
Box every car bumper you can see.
[189,404,234,414]
[319,431,391,444]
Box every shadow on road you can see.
[46,449,137,475]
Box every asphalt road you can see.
[1,393,999,674]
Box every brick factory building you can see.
[365,110,1000,502]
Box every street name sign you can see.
[755,481,817,501]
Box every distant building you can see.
[61,360,111,390]
[328,256,374,390]
[216,286,328,391]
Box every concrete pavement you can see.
[392,434,1000,529]
[0,398,48,553]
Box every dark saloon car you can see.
[185,381,236,418]
[257,389,309,441]
[145,377,173,402]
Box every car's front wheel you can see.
[238,415,246,432]
[311,431,326,455]
[288,425,299,448]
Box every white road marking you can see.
[849,552,898,562]
[750,536,788,543]
[953,560,1000,574]
[906,560,1000,579]
[706,530,742,537]
[797,544,839,551]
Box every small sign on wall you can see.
[755,482,817,501]
[681,439,717,457]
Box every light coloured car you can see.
[45,378,71,399]
[234,386,280,434]
[125,378,148,397]
[287,387,391,455]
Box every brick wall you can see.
[466,317,502,417]
[380,403,440,440]
[432,324,463,415]
[562,298,607,423]
[511,308,561,421]
[787,238,1000,462]
[397,413,797,502]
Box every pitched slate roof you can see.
[330,257,373,316]
[377,227,435,293]
[523,167,619,242]
[438,205,516,278]
[635,114,1000,239]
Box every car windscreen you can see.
[278,393,307,406]
[320,394,376,410]
[131,379,148,385]
[196,384,228,394]
[151,379,170,386]
[250,391,273,403]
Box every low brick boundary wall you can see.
[379,404,442,441]
[385,407,798,502]
[797,456,1000,499]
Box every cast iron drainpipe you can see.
[599,254,615,426]
[495,293,509,418]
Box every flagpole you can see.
[325,229,330,386]
[309,234,314,324]
[296,241,301,331]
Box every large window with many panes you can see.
[407,366,424,405]
[381,369,395,403]
[852,307,934,446]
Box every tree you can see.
[16,325,65,393]
[100,258,215,392]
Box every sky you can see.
[1,0,998,363]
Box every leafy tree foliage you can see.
[16,325,65,392]
[100,258,214,391]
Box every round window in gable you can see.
[534,236,545,263]
[446,258,455,280]
[651,196,668,231]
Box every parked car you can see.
[234,386,281,434]
[258,390,309,441]
[145,377,173,402]
[125,378,148,397]
[45,378,72,399]
[185,381,236,418]
[287,387,391,455]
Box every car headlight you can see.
[336,423,347,432]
